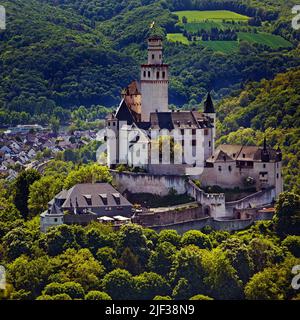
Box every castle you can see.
[40,34,284,233]
[105,34,283,198]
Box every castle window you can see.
[113,122,116,126]
[152,54,155,60]
[54,218,57,223]
[277,173,279,179]
[263,164,266,168]
[218,166,222,172]
[192,140,196,146]
[157,71,159,79]
[228,166,232,172]
[108,121,110,126]
[148,71,151,77]
[233,153,236,158]
[83,195,92,206]
[162,71,165,78]
[143,71,146,77]
[242,154,246,158]
[204,129,208,135]
[209,141,211,147]
[159,54,162,59]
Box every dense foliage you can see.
[216,67,300,194]
[0,0,299,125]
[0,163,299,300]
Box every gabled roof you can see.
[207,144,279,163]
[149,111,213,130]
[61,183,132,209]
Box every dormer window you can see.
[99,193,108,205]
[83,195,92,206]
[112,193,120,205]
[242,154,246,158]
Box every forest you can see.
[0,162,299,300]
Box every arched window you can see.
[143,71,146,78]
[152,54,155,60]
[162,71,165,79]
[148,71,150,78]
[157,71,159,79]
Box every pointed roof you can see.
[204,93,215,114]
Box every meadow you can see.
[174,10,250,22]
[238,32,293,49]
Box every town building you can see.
[40,183,133,232]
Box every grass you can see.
[174,10,250,22]
[238,32,293,49]
[196,40,238,53]
[167,33,189,45]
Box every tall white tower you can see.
[141,35,169,121]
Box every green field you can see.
[238,32,293,49]
[174,10,250,22]
[197,41,238,53]
[167,33,189,45]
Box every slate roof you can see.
[207,145,279,163]
[60,183,132,209]
[204,93,215,113]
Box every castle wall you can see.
[225,187,276,216]
[133,204,204,227]
[111,171,187,195]
[150,217,254,234]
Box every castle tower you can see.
[141,35,169,121]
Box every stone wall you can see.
[225,187,276,216]
[151,217,253,234]
[133,204,204,227]
[111,171,187,195]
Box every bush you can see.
[189,294,214,300]
[85,291,112,300]
[282,236,300,258]
[153,295,172,300]
[51,293,72,300]
[181,230,212,249]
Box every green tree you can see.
[221,237,254,283]
[189,294,213,300]
[157,230,181,247]
[282,236,300,258]
[13,169,41,220]
[119,247,143,275]
[96,247,118,272]
[85,291,112,300]
[181,230,212,249]
[148,241,176,277]
[274,192,300,237]
[101,269,135,300]
[64,164,112,189]
[28,175,63,216]
[134,272,171,300]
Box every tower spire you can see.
[204,92,215,114]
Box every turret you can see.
[203,93,216,154]
[261,137,270,162]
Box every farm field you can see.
[174,10,250,22]
[196,41,238,53]
[238,32,293,49]
[167,33,190,45]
